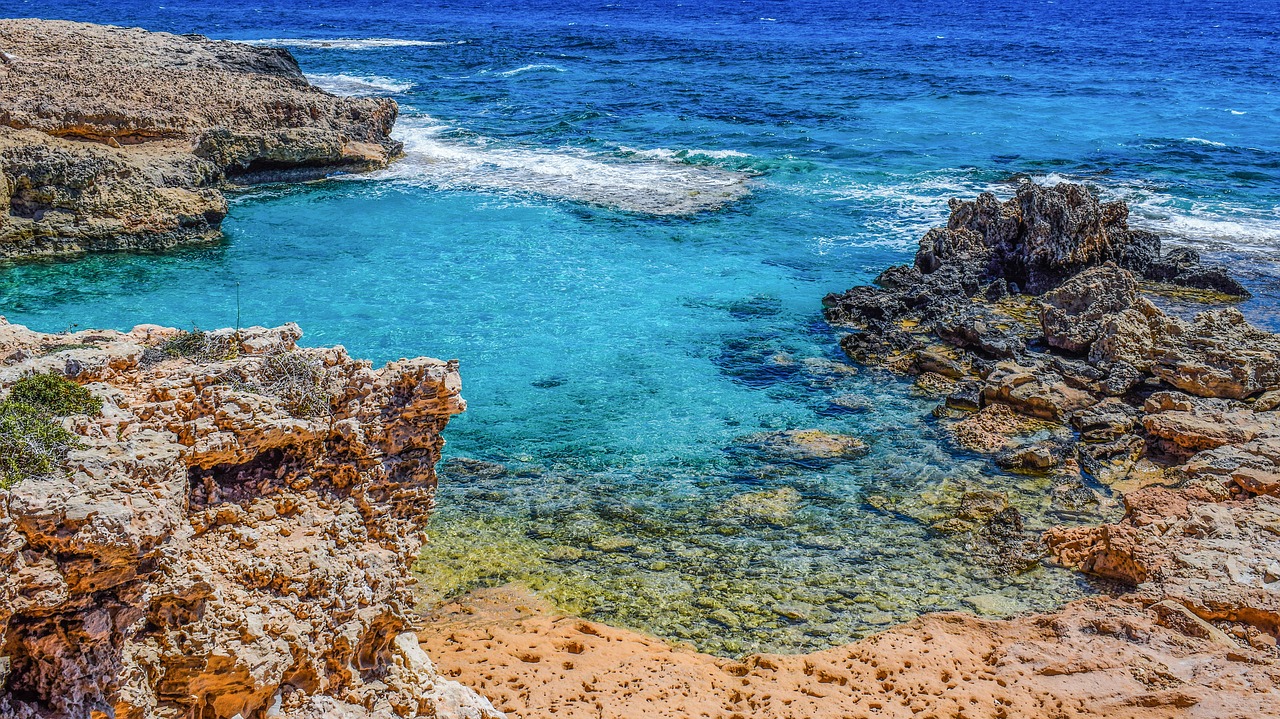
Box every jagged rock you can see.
[0,20,401,258]
[0,319,502,719]
[947,403,1062,453]
[944,182,1155,294]
[837,326,922,370]
[1232,468,1280,497]
[933,306,1027,359]
[1149,308,1280,400]
[945,380,982,411]
[980,362,1095,421]
[1141,392,1280,458]
[913,349,967,378]
[1047,487,1280,633]
[1147,247,1251,298]
[1071,398,1140,441]
[995,439,1072,470]
[1257,390,1280,412]
[913,227,990,277]
[1039,263,1138,353]
[1089,301,1280,400]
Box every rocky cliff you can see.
[0,320,501,719]
[0,19,401,258]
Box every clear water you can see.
[3,0,1279,654]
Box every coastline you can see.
[0,14,1278,719]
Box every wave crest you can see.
[360,118,752,215]
[494,64,566,78]
[240,38,463,50]
[306,73,413,95]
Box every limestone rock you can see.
[941,182,1156,294]
[1149,308,1280,400]
[0,20,402,258]
[0,319,501,719]
[1046,487,1280,633]
[1039,263,1138,353]
[980,362,1095,421]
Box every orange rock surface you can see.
[418,584,1280,719]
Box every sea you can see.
[3,0,1278,655]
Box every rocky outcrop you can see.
[0,319,501,719]
[823,182,1276,493]
[0,20,402,258]
[814,181,1280,714]
[1046,486,1280,634]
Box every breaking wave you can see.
[357,117,753,215]
[305,73,413,95]
[818,169,1280,255]
[240,38,463,50]
[493,64,566,77]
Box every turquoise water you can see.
[4,0,1280,654]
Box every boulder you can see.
[1149,308,1280,399]
[1039,263,1138,353]
[981,362,1096,421]
[1146,247,1251,298]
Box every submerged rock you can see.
[736,429,869,463]
[713,486,804,526]
[0,20,402,258]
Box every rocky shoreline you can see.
[0,16,1278,719]
[0,20,400,259]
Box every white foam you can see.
[358,117,751,215]
[1229,109,1248,115]
[305,73,413,95]
[1124,194,1280,252]
[240,38,463,50]
[620,146,752,162]
[494,64,566,77]
[819,169,1280,256]
[1182,137,1228,147]
[1025,172,1280,253]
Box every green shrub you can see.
[0,401,82,490]
[8,373,103,417]
[39,343,96,356]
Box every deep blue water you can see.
[3,0,1279,654]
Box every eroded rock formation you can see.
[823,182,1275,498]
[0,320,502,719]
[0,19,402,258]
